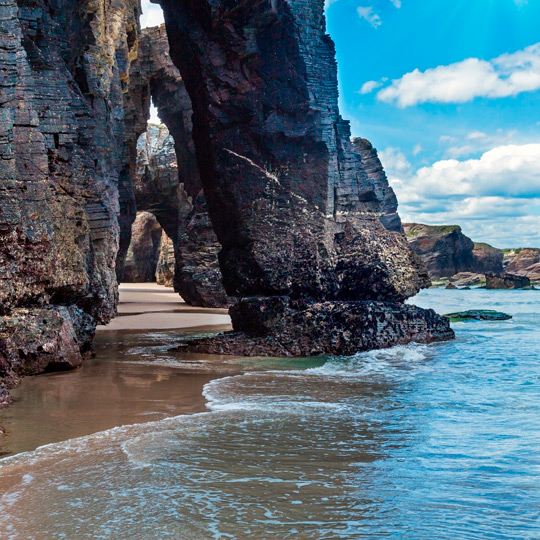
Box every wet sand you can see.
[0,284,234,457]
[99,282,231,331]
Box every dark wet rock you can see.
[130,26,227,308]
[134,124,228,306]
[0,306,90,394]
[473,243,504,275]
[444,310,512,322]
[123,213,164,283]
[350,138,403,233]
[404,224,474,279]
[486,273,531,290]
[159,0,452,355]
[179,298,454,357]
[156,232,176,288]
[445,283,458,290]
[0,0,140,395]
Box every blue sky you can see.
[140,0,540,247]
[326,0,540,247]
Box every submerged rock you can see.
[444,310,512,322]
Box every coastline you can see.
[0,284,234,458]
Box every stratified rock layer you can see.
[160,0,452,355]
[404,224,475,279]
[351,138,402,233]
[133,124,227,306]
[506,248,540,282]
[0,0,140,396]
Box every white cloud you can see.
[357,6,382,28]
[441,129,522,159]
[379,147,413,176]
[389,0,402,7]
[412,144,422,156]
[140,0,164,29]
[359,80,383,94]
[382,143,540,247]
[375,43,540,107]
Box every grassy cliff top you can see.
[403,223,461,238]
[474,242,500,251]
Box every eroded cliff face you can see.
[404,224,475,279]
[128,27,227,307]
[472,243,504,275]
[133,123,227,306]
[0,0,140,399]
[160,0,452,356]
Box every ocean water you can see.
[1,289,539,539]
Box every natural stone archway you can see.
[127,25,228,307]
[158,0,453,356]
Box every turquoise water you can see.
[0,289,539,539]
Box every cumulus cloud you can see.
[382,143,540,247]
[140,0,164,28]
[357,6,382,28]
[389,0,402,7]
[374,43,540,107]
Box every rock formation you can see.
[133,123,228,306]
[486,273,531,290]
[506,248,540,282]
[156,232,175,287]
[123,212,163,283]
[1,0,455,401]
[129,30,227,307]
[351,138,403,233]
[472,243,504,275]
[0,0,140,399]
[404,224,474,279]
[159,0,453,356]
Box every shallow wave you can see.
[2,289,540,539]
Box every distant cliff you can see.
[403,224,474,278]
[403,224,506,280]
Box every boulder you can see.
[486,273,531,290]
[449,272,486,287]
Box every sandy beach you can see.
[0,284,234,457]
